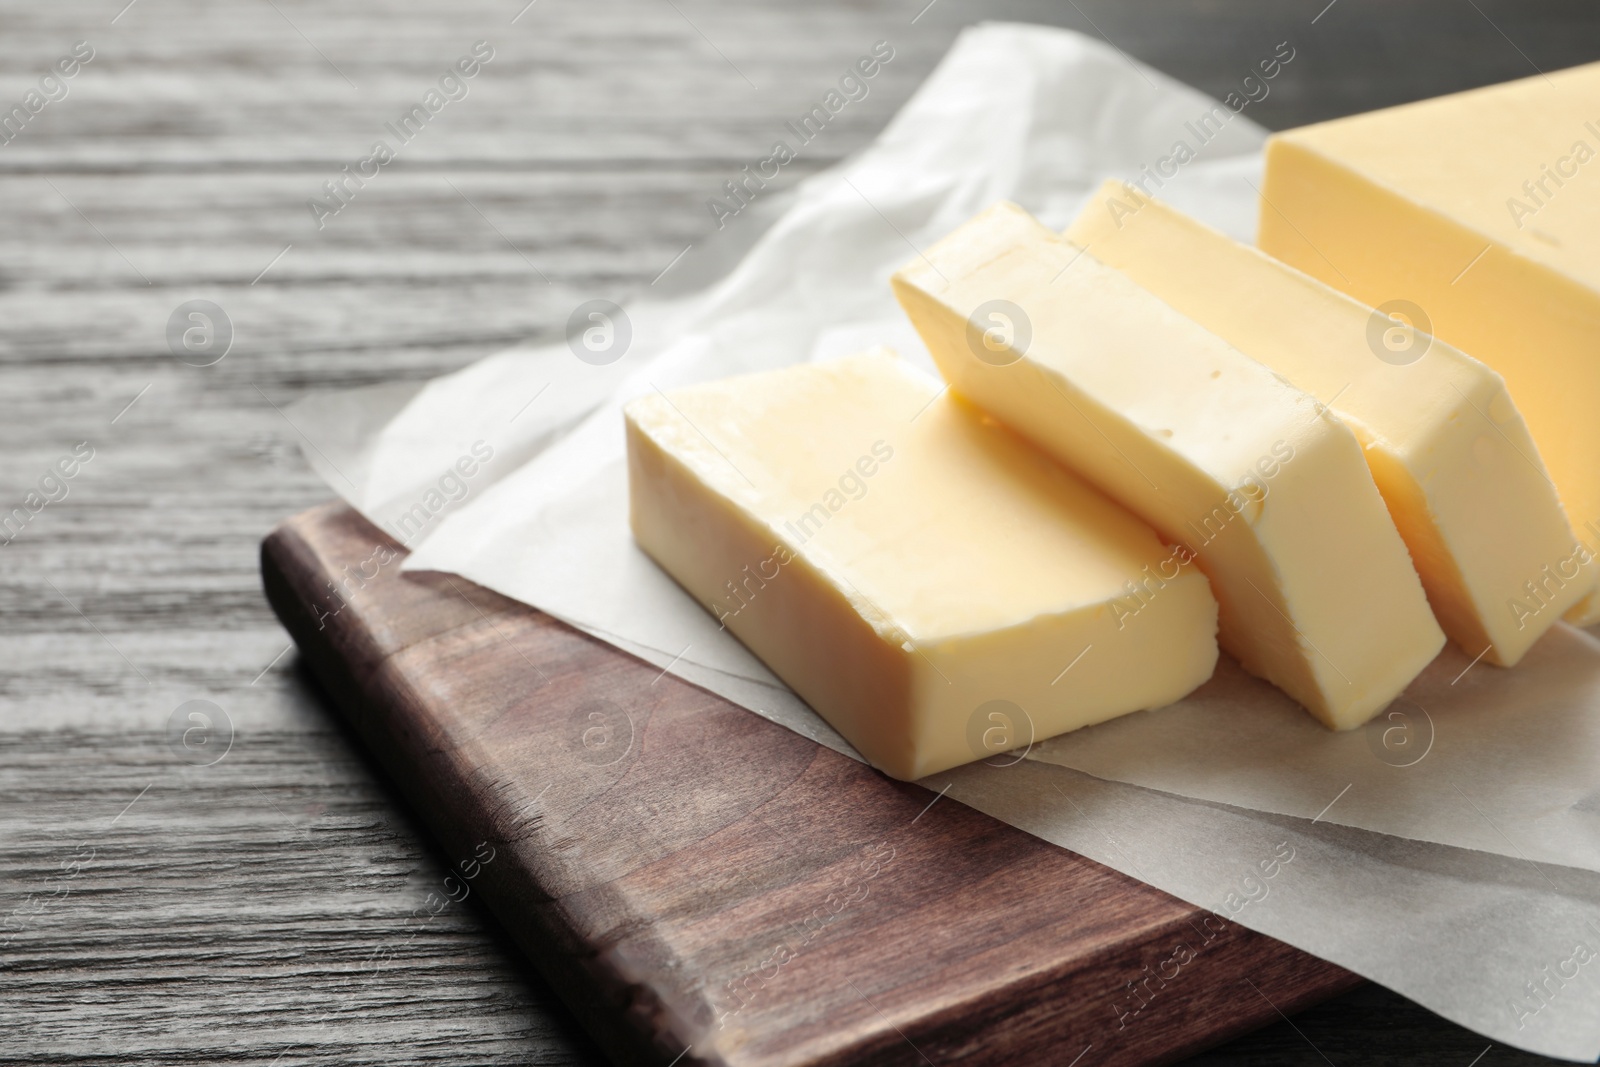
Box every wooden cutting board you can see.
[260,501,1360,1067]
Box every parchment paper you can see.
[287,23,1600,1059]
[1029,626,1600,875]
[947,760,1600,1062]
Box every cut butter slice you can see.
[1257,63,1600,624]
[1067,180,1592,667]
[624,349,1219,781]
[893,202,1445,730]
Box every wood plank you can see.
[262,501,1362,1066]
[2,0,1592,169]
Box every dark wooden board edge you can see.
[260,501,1362,1067]
[259,515,661,1067]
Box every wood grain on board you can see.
[262,501,1363,1067]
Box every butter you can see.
[624,350,1219,781]
[893,202,1445,730]
[1068,180,1590,666]
[1258,63,1600,624]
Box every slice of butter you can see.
[893,202,1445,730]
[1067,180,1592,667]
[624,350,1219,781]
[1257,63,1600,624]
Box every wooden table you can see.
[2,1,1593,1063]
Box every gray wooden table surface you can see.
[3,1,1595,1063]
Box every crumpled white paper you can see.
[288,23,1600,1060]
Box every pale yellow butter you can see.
[1258,63,1600,624]
[1068,180,1591,666]
[625,350,1219,780]
[893,203,1445,730]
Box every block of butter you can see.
[1067,180,1592,667]
[1258,63,1600,624]
[893,202,1445,730]
[624,350,1219,780]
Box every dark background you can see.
[1,1,1592,1063]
